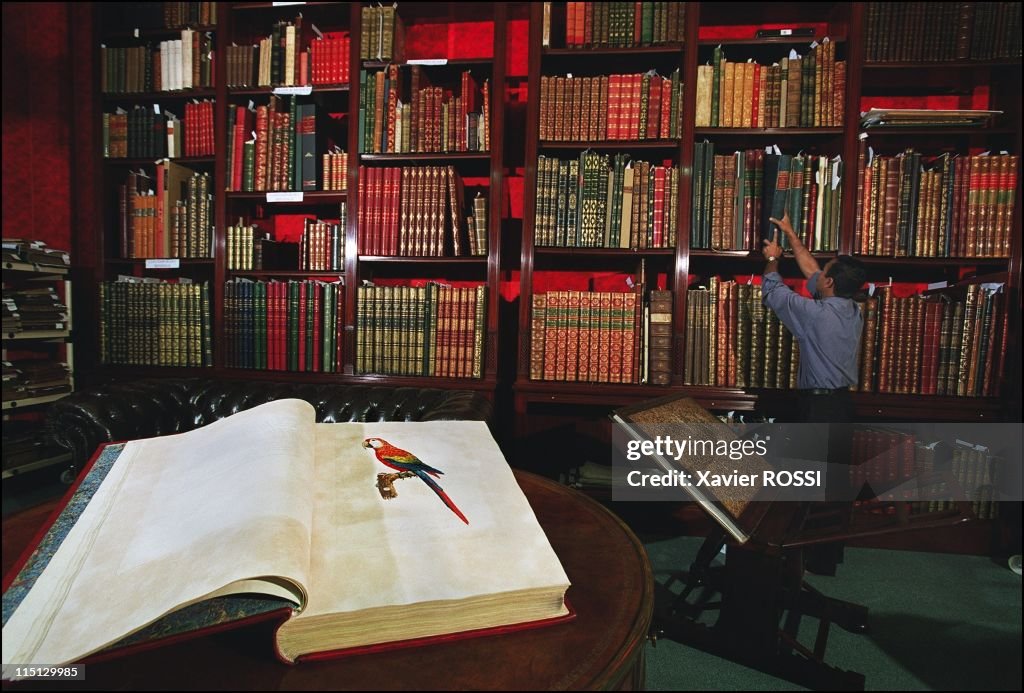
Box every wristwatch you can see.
[766,255,777,262]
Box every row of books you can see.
[224,280,344,372]
[850,431,1001,520]
[683,280,800,389]
[99,32,215,94]
[848,428,918,497]
[856,284,1008,398]
[2,360,71,403]
[864,2,1022,62]
[162,2,216,29]
[927,441,1002,518]
[224,22,351,88]
[696,42,845,128]
[322,150,348,192]
[853,149,1018,258]
[357,166,487,257]
[539,70,683,142]
[355,284,487,379]
[534,154,679,249]
[359,5,404,63]
[556,2,686,48]
[226,222,268,271]
[299,215,346,272]
[118,164,213,259]
[691,144,843,251]
[359,67,490,154]
[102,100,214,159]
[2,287,68,334]
[99,280,213,367]
[228,99,341,193]
[529,289,657,384]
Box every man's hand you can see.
[768,211,796,239]
[769,210,821,279]
[762,230,783,263]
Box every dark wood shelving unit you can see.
[103,258,216,265]
[226,270,346,279]
[514,0,1022,438]
[227,84,351,95]
[225,191,347,203]
[696,37,847,46]
[534,247,676,256]
[101,88,216,100]
[102,24,218,40]
[85,3,1023,433]
[693,127,844,136]
[538,140,680,150]
[104,156,216,166]
[358,256,488,264]
[90,2,507,396]
[359,152,491,162]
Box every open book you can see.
[2,400,571,668]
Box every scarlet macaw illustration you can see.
[362,438,469,524]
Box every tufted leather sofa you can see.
[46,378,493,472]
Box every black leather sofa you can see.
[46,378,493,472]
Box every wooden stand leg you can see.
[653,541,868,691]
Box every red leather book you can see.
[297,280,308,372]
[266,281,276,371]
[645,75,661,140]
[311,281,322,371]
[357,165,368,254]
[750,63,761,128]
[652,165,666,247]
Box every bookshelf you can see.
[513,1,1021,440]
[93,3,219,371]
[84,2,1021,420]
[89,2,508,396]
[2,257,75,482]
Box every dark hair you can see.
[826,256,867,299]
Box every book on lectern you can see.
[611,393,775,543]
[1,400,571,670]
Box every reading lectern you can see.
[612,395,973,691]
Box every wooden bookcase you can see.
[513,1,1022,439]
[89,2,508,396]
[85,1,1021,425]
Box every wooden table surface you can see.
[2,471,653,690]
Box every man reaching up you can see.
[761,213,867,423]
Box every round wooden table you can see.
[2,471,653,690]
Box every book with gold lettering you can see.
[2,401,570,670]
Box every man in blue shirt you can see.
[761,212,866,423]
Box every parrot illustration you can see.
[362,438,469,524]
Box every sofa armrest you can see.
[45,381,195,471]
[416,390,493,422]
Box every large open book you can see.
[2,400,571,668]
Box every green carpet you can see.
[643,537,1023,691]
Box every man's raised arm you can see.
[769,211,820,279]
